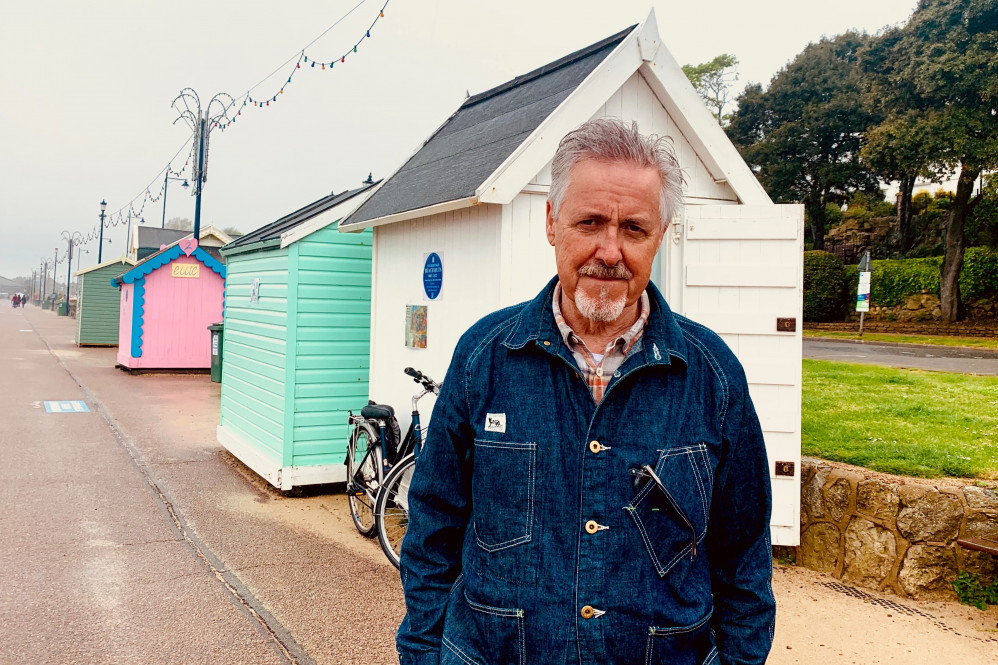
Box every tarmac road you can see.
[2,304,996,664]
[804,337,998,375]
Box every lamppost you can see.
[61,231,83,308]
[75,248,89,298]
[125,210,133,260]
[51,247,58,308]
[161,173,190,228]
[98,199,107,263]
[172,88,236,240]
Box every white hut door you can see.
[660,204,804,547]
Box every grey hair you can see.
[548,118,686,229]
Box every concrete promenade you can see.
[1,303,995,664]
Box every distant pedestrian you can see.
[12,294,20,308]
[20,294,26,306]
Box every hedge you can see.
[803,251,849,321]
[808,248,998,319]
[960,247,998,300]
[843,258,941,307]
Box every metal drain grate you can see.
[820,581,998,643]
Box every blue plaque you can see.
[423,252,443,300]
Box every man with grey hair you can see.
[398,118,775,665]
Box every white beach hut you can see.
[340,12,804,546]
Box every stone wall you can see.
[798,458,998,599]
[841,293,998,323]
[806,319,998,337]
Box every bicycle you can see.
[345,367,440,568]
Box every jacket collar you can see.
[502,275,688,367]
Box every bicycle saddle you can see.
[361,403,395,420]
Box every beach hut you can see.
[340,12,805,546]
[215,182,377,491]
[111,238,226,370]
[75,256,135,346]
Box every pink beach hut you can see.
[111,238,226,370]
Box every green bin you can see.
[57,302,69,316]
[208,323,224,383]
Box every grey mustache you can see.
[578,262,632,280]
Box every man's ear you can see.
[545,201,556,247]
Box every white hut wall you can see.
[369,203,503,432]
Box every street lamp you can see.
[125,210,134,259]
[60,231,83,310]
[98,199,107,263]
[75,248,89,295]
[52,247,58,307]
[173,88,236,240]
[161,174,190,228]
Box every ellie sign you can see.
[171,263,201,279]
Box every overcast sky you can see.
[0,0,918,279]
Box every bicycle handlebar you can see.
[403,367,440,393]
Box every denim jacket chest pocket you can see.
[471,438,538,583]
[625,443,713,578]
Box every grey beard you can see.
[575,286,626,322]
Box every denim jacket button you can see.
[580,605,595,619]
[588,440,601,454]
[585,520,599,534]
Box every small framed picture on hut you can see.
[405,305,427,349]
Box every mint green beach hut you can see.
[216,182,377,492]
[75,256,136,346]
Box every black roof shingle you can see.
[225,181,379,252]
[342,26,635,227]
[136,227,190,251]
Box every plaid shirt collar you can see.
[552,283,651,402]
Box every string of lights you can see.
[215,0,391,131]
[71,0,391,261]
[69,136,196,253]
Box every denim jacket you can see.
[398,277,775,665]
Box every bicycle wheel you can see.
[375,453,416,569]
[346,423,380,537]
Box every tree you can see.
[860,113,935,253]
[165,217,193,231]
[862,0,998,321]
[966,175,998,249]
[726,33,881,250]
[682,54,739,125]
[221,226,243,237]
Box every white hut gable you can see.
[343,10,769,234]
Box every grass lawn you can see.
[803,329,998,350]
[802,359,998,479]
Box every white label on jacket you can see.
[485,413,506,433]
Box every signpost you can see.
[856,250,872,337]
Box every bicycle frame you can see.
[346,415,384,506]
[397,385,434,461]
[347,379,436,505]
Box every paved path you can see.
[2,305,402,664]
[804,338,998,375]
[2,304,996,664]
